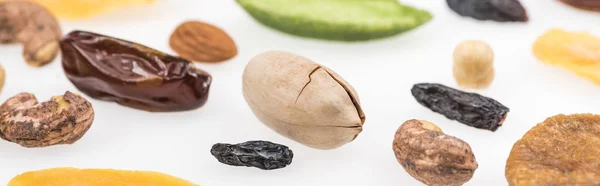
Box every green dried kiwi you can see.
[236,0,432,41]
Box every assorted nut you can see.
[0,1,597,185]
[453,40,495,89]
[0,1,62,67]
[60,31,212,112]
[393,120,478,186]
[505,114,600,186]
[242,51,365,150]
[0,91,94,148]
[169,20,238,63]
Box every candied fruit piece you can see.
[2,0,155,19]
[8,167,198,186]
[533,29,600,85]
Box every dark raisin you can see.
[411,83,509,131]
[210,141,293,170]
[447,0,528,22]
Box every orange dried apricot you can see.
[2,0,155,20]
[533,29,600,85]
[8,167,198,186]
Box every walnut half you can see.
[0,91,94,148]
[393,120,478,186]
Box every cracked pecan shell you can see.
[242,51,365,150]
[506,114,600,186]
[0,91,94,148]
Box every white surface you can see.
[0,0,599,185]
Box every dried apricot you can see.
[1,0,155,20]
[533,29,600,85]
[505,114,600,186]
[8,167,198,186]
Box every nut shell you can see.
[505,114,600,186]
[393,120,478,186]
[242,51,365,150]
[0,91,94,148]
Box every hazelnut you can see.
[453,40,495,89]
[393,119,478,186]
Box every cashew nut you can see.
[0,1,62,67]
[0,91,94,148]
[393,119,478,186]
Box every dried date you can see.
[447,0,528,22]
[60,31,212,112]
[210,141,293,170]
[411,83,509,131]
[560,0,600,11]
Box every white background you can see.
[0,0,599,185]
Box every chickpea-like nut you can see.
[453,40,495,89]
[393,119,478,186]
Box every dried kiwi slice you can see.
[236,0,432,41]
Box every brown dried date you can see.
[60,31,212,112]
[447,0,528,22]
[560,0,600,11]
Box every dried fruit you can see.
[560,0,600,11]
[60,31,212,112]
[243,51,365,150]
[3,0,157,20]
[453,40,495,89]
[0,64,5,93]
[393,119,478,186]
[533,29,600,85]
[0,1,61,67]
[506,114,600,186]
[0,91,94,148]
[169,21,238,63]
[411,83,509,131]
[8,167,198,186]
[447,0,528,22]
[236,0,432,41]
[211,140,294,170]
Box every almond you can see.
[169,21,237,63]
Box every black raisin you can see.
[210,140,293,170]
[447,0,528,22]
[411,83,509,131]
